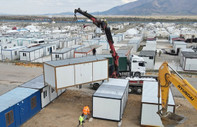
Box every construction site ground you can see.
[0,62,196,127]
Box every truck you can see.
[74,8,148,92]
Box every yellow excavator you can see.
[157,62,197,126]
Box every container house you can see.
[0,87,41,127]
[41,43,56,56]
[173,41,187,54]
[139,50,156,69]
[44,56,108,91]
[51,48,74,61]
[19,46,44,61]
[74,45,102,58]
[141,81,175,127]
[20,75,65,108]
[2,46,26,61]
[180,51,197,71]
[128,37,142,52]
[93,78,129,121]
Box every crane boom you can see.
[74,8,119,78]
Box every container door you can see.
[19,100,29,124]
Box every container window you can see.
[14,51,17,56]
[139,62,145,67]
[43,90,47,98]
[55,55,59,58]
[5,110,14,126]
[149,56,153,59]
[31,96,37,109]
[51,88,55,93]
[23,53,26,56]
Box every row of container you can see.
[0,75,65,127]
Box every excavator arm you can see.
[158,62,197,125]
[74,8,119,78]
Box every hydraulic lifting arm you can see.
[158,62,197,123]
[74,8,119,78]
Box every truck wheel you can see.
[129,86,135,94]
[136,87,142,94]
[134,72,141,77]
[93,83,100,90]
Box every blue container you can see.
[0,87,41,127]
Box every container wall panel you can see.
[141,104,174,127]
[185,58,197,71]
[93,97,120,121]
[56,65,75,88]
[44,64,56,88]
[41,86,50,108]
[93,60,108,81]
[75,63,93,84]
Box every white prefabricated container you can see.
[2,46,26,60]
[180,52,197,71]
[19,46,44,61]
[20,75,50,108]
[51,48,74,61]
[93,78,129,121]
[44,56,108,91]
[173,41,187,54]
[74,45,102,58]
[141,81,175,127]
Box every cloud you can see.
[0,0,136,15]
[121,0,137,3]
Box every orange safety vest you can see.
[83,106,90,115]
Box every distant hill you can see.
[101,0,197,15]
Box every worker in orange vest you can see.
[83,105,90,120]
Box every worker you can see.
[83,105,91,120]
[92,48,96,55]
[77,114,85,127]
[159,50,162,57]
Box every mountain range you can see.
[101,0,197,15]
[52,0,197,16]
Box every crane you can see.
[157,62,197,125]
[74,8,119,78]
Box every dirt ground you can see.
[0,62,196,127]
[20,88,197,127]
[0,62,42,95]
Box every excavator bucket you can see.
[160,112,186,127]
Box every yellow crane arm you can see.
[158,62,197,115]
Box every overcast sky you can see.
[0,0,137,15]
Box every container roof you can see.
[181,52,197,58]
[20,46,43,52]
[20,75,44,89]
[52,48,73,54]
[0,87,38,112]
[142,81,175,105]
[44,55,107,67]
[139,50,156,57]
[75,45,101,53]
[93,78,128,99]
[93,85,125,99]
